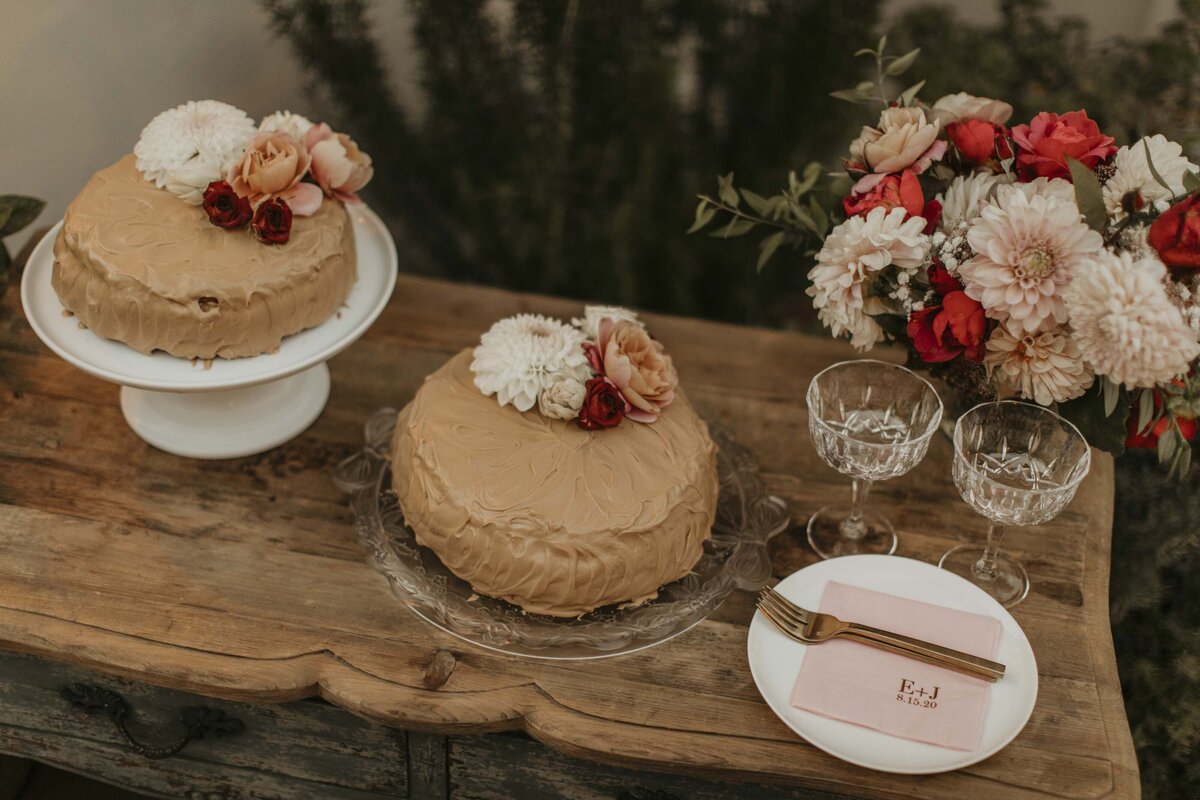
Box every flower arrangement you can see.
[470,306,678,430]
[134,101,373,245]
[691,40,1200,474]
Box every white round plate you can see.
[20,206,398,392]
[747,554,1037,774]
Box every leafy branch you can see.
[830,34,924,108]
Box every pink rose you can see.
[1011,110,1116,181]
[591,318,678,423]
[305,123,374,201]
[226,131,323,216]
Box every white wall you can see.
[0,0,1180,254]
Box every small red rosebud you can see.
[577,376,627,430]
[252,198,293,245]
[202,181,252,229]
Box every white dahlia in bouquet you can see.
[691,39,1200,474]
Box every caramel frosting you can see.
[391,350,719,617]
[52,155,356,359]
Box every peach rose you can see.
[859,107,942,174]
[226,131,323,216]
[593,318,677,422]
[305,123,374,201]
[929,92,1013,126]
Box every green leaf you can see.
[1057,382,1130,456]
[686,201,716,234]
[709,218,755,238]
[808,195,828,239]
[899,79,925,106]
[717,173,739,207]
[1157,423,1177,462]
[756,231,785,272]
[830,89,874,105]
[1184,170,1200,194]
[1102,377,1121,417]
[877,34,888,54]
[1137,388,1156,435]
[1143,139,1174,196]
[1176,437,1193,477]
[0,242,10,283]
[854,47,877,57]
[1066,157,1108,232]
[0,195,45,238]
[884,47,921,76]
[740,188,770,216]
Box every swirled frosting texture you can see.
[51,155,356,359]
[391,350,718,617]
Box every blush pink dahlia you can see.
[958,188,1103,333]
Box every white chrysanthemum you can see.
[959,188,1103,333]
[1065,251,1200,387]
[984,322,1094,405]
[571,305,641,340]
[937,172,1011,232]
[134,100,256,204]
[807,206,930,350]
[470,314,591,412]
[1102,135,1197,221]
[259,110,315,142]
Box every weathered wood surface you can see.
[0,235,1138,799]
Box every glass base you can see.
[939,544,1030,607]
[806,505,897,560]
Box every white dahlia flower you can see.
[959,188,1103,333]
[572,305,642,340]
[984,322,1094,406]
[471,314,591,412]
[259,110,315,142]
[994,176,1077,205]
[807,206,930,350]
[134,100,256,204]
[1065,251,1200,387]
[937,172,1011,232]
[1102,134,1197,221]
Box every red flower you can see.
[920,199,942,235]
[202,181,252,229]
[577,376,628,430]
[907,263,987,363]
[946,119,1012,166]
[252,198,293,245]
[842,170,924,219]
[1149,194,1200,269]
[1010,110,1116,181]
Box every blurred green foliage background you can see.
[263,1,1200,795]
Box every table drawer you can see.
[448,733,850,800]
[0,650,408,799]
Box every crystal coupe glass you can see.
[940,400,1091,607]
[805,360,943,559]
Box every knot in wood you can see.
[422,649,457,689]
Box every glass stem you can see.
[839,478,872,540]
[973,522,1007,581]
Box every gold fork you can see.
[757,586,1006,682]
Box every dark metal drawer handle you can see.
[62,683,245,760]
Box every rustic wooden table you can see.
[0,237,1139,799]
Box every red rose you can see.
[1149,194,1200,269]
[920,199,942,235]
[842,170,924,219]
[946,119,1011,166]
[577,376,628,430]
[252,198,293,245]
[1126,411,1197,449]
[927,261,963,296]
[1011,110,1116,181]
[907,291,987,363]
[202,180,252,229]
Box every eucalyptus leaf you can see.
[1177,440,1193,477]
[877,34,887,54]
[0,243,10,279]
[885,47,920,76]
[1158,424,1177,462]
[1137,388,1156,435]
[808,195,828,238]
[756,230,785,272]
[1066,157,1108,232]
[830,89,873,105]
[854,47,876,57]
[1184,170,1200,194]
[740,188,770,216]
[709,218,755,238]
[899,79,925,106]
[717,173,739,207]
[1143,140,1174,195]
[854,80,875,93]
[1103,377,1121,417]
[686,202,716,234]
[0,195,45,238]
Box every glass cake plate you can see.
[334,408,790,659]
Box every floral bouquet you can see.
[691,39,1200,474]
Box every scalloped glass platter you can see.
[335,408,790,660]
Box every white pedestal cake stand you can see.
[20,206,398,459]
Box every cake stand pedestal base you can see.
[119,363,330,460]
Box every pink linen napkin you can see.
[789,581,1003,751]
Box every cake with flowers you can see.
[52,101,374,359]
[390,307,719,617]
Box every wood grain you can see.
[0,245,1139,799]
